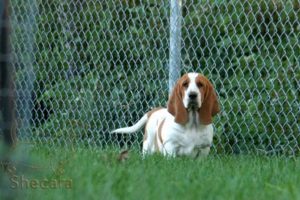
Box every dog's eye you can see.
[182,82,189,88]
[197,82,203,88]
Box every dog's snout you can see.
[188,92,198,100]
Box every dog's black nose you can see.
[188,92,198,100]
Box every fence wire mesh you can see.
[9,0,299,156]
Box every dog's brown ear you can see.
[167,76,189,125]
[198,75,220,125]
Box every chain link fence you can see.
[10,0,299,156]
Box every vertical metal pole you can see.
[1,2,19,198]
[169,0,182,93]
[0,0,16,147]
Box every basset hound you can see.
[112,72,220,157]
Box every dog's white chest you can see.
[175,125,213,156]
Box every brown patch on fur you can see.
[196,74,220,125]
[158,119,165,144]
[167,74,190,125]
[155,119,166,151]
[143,107,164,142]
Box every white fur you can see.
[112,114,148,134]
[183,73,202,109]
[143,108,213,157]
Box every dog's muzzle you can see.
[187,92,199,110]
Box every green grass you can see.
[6,147,300,200]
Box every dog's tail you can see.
[111,114,148,134]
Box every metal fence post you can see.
[0,0,16,147]
[168,0,182,93]
[1,1,19,198]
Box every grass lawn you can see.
[3,146,300,200]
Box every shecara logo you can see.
[10,175,72,189]
[1,160,73,189]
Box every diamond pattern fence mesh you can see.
[10,0,299,156]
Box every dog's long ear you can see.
[167,77,189,125]
[198,76,220,125]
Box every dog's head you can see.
[167,72,220,125]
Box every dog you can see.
[112,72,220,157]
